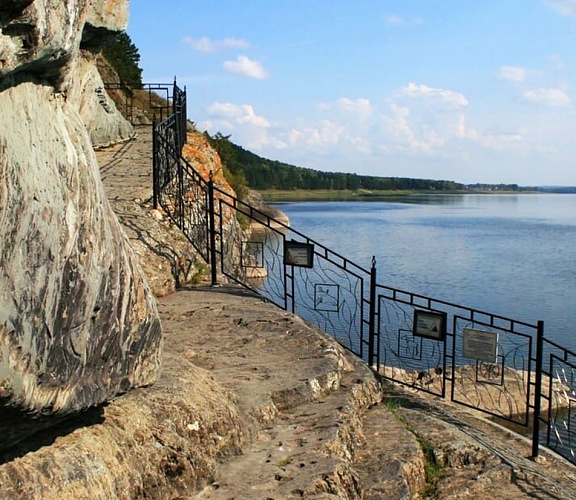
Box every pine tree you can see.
[102,31,143,86]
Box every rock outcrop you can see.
[0,0,162,452]
[76,0,135,146]
[68,52,135,148]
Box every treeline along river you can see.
[274,193,576,352]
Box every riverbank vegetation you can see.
[258,189,419,201]
[205,132,464,195]
[205,132,538,201]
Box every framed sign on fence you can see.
[413,310,447,341]
[284,240,314,268]
[462,328,498,363]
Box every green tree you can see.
[102,31,143,86]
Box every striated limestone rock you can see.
[68,52,135,148]
[77,0,135,146]
[85,0,129,35]
[0,0,162,452]
[0,0,87,88]
[0,0,134,146]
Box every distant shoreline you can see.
[259,188,541,202]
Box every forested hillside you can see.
[206,132,464,193]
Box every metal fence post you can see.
[152,120,158,209]
[173,77,178,116]
[532,320,545,458]
[208,172,218,286]
[177,157,185,231]
[368,257,377,368]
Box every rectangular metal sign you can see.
[413,310,446,341]
[284,240,314,268]
[462,328,498,363]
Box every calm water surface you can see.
[275,194,576,350]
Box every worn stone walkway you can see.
[95,127,576,498]
[97,126,202,297]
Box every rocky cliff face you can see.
[68,51,135,147]
[76,0,135,146]
[0,0,162,452]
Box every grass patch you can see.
[382,398,442,497]
[190,260,209,285]
[259,189,419,202]
[235,211,250,230]
[275,456,293,468]
[417,435,442,497]
[384,398,403,416]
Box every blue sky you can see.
[128,1,576,185]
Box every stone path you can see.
[97,127,576,499]
[159,286,423,500]
[96,127,203,297]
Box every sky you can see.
[127,0,576,186]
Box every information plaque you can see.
[413,310,446,341]
[462,328,498,363]
[284,240,314,268]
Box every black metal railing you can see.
[104,80,188,129]
[373,282,540,426]
[149,81,576,466]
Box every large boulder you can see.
[0,0,162,451]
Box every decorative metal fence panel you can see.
[537,338,576,463]
[153,115,180,215]
[374,285,449,398]
[450,314,536,427]
[212,190,372,358]
[148,80,576,466]
[104,82,176,123]
[179,160,210,262]
[373,283,539,424]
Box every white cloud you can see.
[397,82,469,108]
[457,115,525,151]
[284,119,373,157]
[206,102,270,128]
[521,88,571,107]
[335,98,374,120]
[543,0,576,17]
[288,121,345,147]
[378,84,532,158]
[201,102,288,150]
[498,65,528,82]
[182,36,251,53]
[197,80,564,182]
[223,55,269,79]
[384,14,424,27]
[476,132,524,151]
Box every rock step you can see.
[160,287,430,500]
[353,401,425,500]
[191,369,381,500]
[158,287,363,425]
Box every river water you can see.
[274,194,576,351]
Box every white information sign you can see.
[462,328,498,363]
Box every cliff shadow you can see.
[0,404,105,464]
